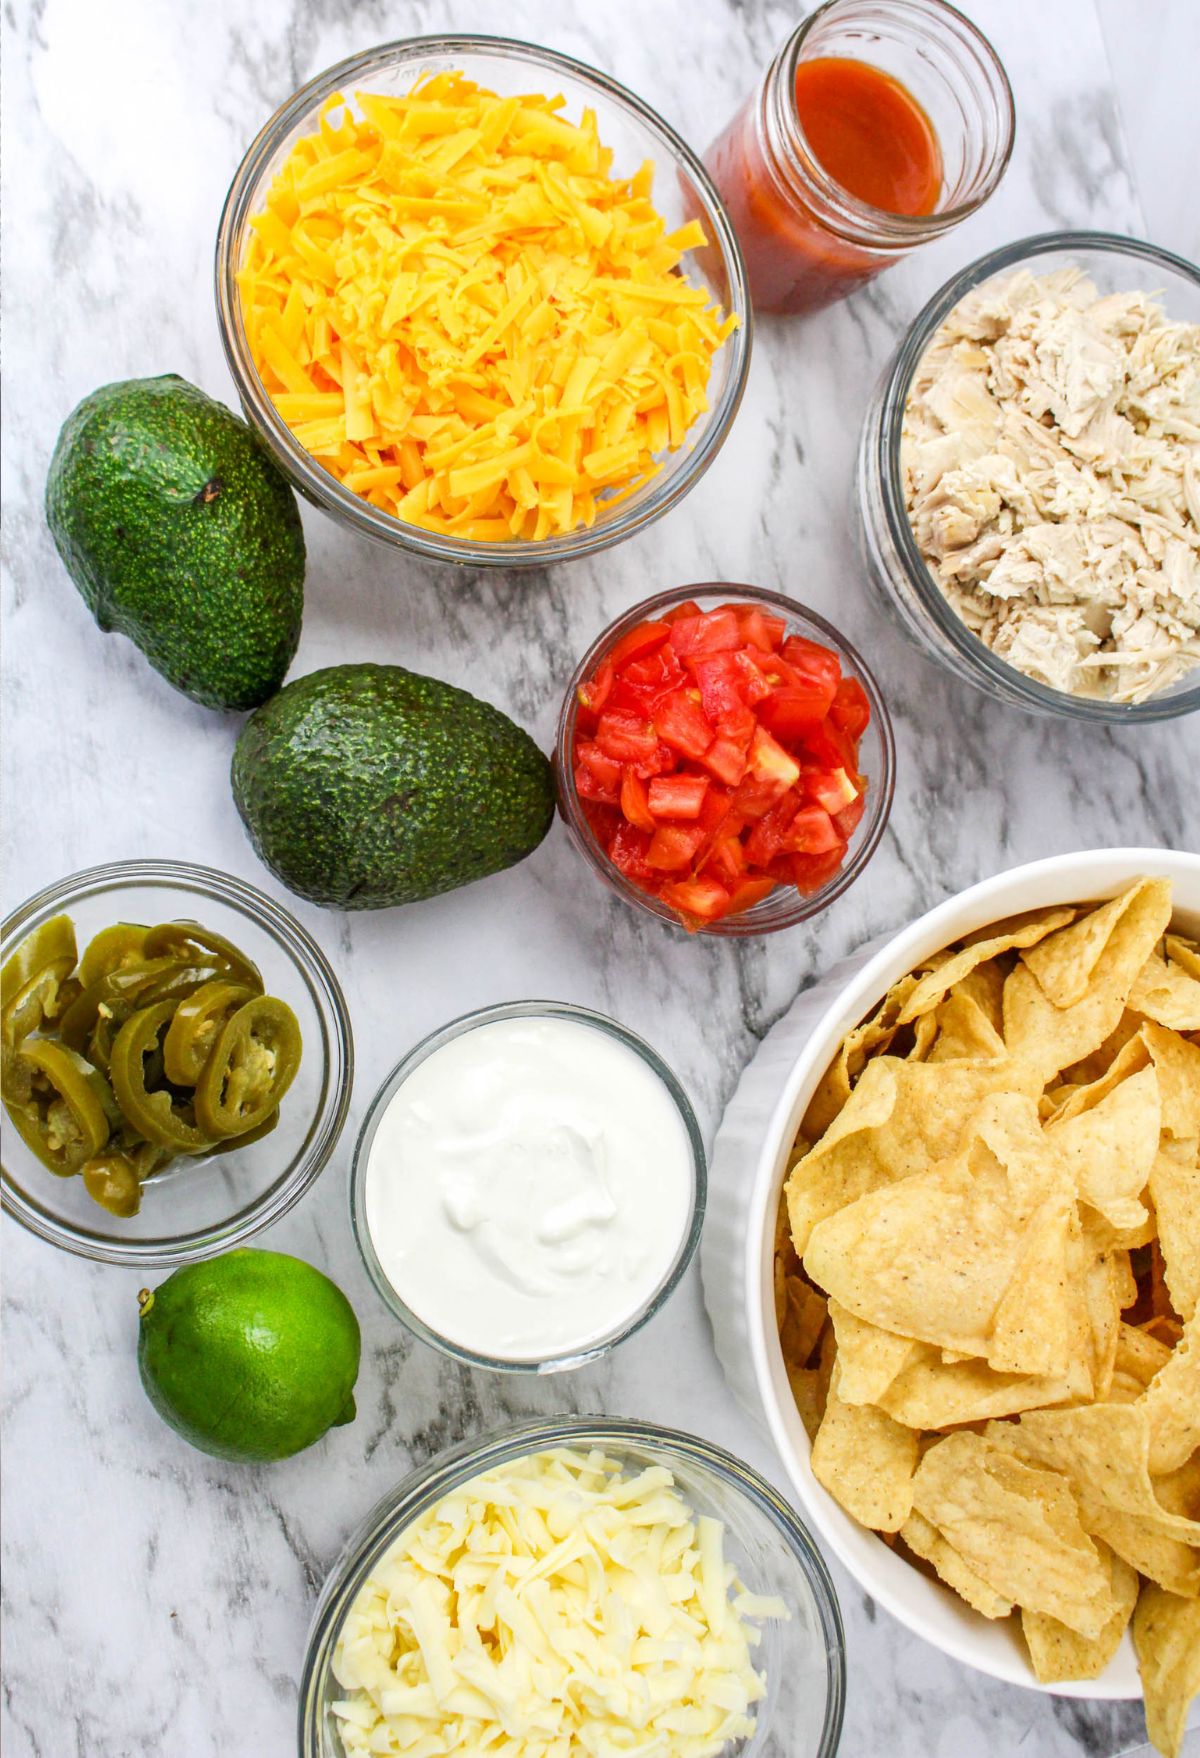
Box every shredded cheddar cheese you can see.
[238,73,736,542]
[330,1447,786,1757]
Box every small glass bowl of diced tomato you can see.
[556,584,895,933]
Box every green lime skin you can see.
[45,375,305,711]
[137,1248,360,1464]
[231,662,556,910]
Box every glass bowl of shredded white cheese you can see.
[299,1417,845,1758]
[857,232,1200,720]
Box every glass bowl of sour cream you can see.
[350,1001,706,1372]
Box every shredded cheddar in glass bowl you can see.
[221,46,749,562]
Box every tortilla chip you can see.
[1083,1500,1200,1599]
[810,1364,919,1531]
[786,1054,1039,1255]
[1062,1010,1146,1089]
[986,1406,1200,1547]
[897,906,1077,1023]
[787,1321,837,1444]
[800,974,921,1139]
[1050,1032,1151,1122]
[805,1095,1089,1377]
[1141,1023,1200,1140]
[780,1274,829,1372]
[911,1432,1116,1637]
[925,991,1008,1063]
[827,1301,921,1406]
[899,1509,1014,1619]
[1022,880,1170,1008]
[1140,1318,1200,1476]
[1133,1585,1200,1758]
[1130,941,1200,1032]
[879,1349,1081,1430]
[1022,1546,1139,1683]
[1149,1139,1200,1322]
[1046,1064,1158,1232]
[1156,1454,1200,1524]
[952,957,1010,1038]
[1165,934,1200,982]
[1116,1321,1175,1390]
[1004,880,1174,1080]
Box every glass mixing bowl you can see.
[857,231,1200,721]
[216,34,750,568]
[1,859,353,1266]
[555,583,895,935]
[298,1415,845,1758]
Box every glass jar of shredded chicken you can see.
[705,0,1014,316]
[856,233,1200,723]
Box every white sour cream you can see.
[363,1012,696,1363]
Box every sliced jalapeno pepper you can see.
[8,1039,116,1175]
[109,1001,217,1154]
[82,1149,144,1217]
[208,1107,278,1155]
[162,980,254,1086]
[194,996,302,1139]
[77,923,149,988]
[141,922,263,993]
[59,958,195,1056]
[1,916,80,1092]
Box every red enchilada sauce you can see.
[707,56,943,314]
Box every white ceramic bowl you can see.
[701,846,1200,1698]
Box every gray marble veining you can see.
[1,1,1196,1755]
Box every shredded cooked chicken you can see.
[902,267,1200,703]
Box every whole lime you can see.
[137,1248,361,1463]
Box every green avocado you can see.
[45,374,305,711]
[231,663,556,909]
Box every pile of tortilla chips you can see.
[778,877,1200,1757]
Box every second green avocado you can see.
[232,663,556,909]
[46,375,304,711]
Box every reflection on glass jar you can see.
[706,0,1014,316]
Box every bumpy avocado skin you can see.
[232,663,557,909]
[45,375,305,711]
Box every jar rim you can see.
[761,0,1015,249]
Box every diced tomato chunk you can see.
[747,725,801,791]
[686,651,746,723]
[662,598,703,624]
[645,823,708,872]
[704,836,747,887]
[782,803,841,854]
[653,690,714,760]
[732,606,787,652]
[830,676,871,739]
[834,793,867,839]
[743,789,801,866]
[607,822,654,881]
[659,876,731,925]
[806,765,860,814]
[620,770,657,833]
[667,608,742,657]
[595,709,659,763]
[758,683,835,739]
[576,741,622,789]
[732,650,773,706]
[790,846,849,894]
[577,660,614,716]
[803,716,860,774]
[624,646,685,693]
[631,740,676,780]
[703,736,749,787]
[648,774,709,820]
[727,875,777,915]
[574,762,620,803]
[607,619,672,670]
[782,635,842,694]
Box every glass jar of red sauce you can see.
[706,0,1015,316]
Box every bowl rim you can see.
[554,582,897,936]
[296,1412,847,1758]
[214,31,752,569]
[1,858,354,1266]
[737,844,1200,1696]
[348,998,707,1371]
[873,229,1200,722]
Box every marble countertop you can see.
[2,1,1195,1755]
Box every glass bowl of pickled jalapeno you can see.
[1,860,353,1266]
